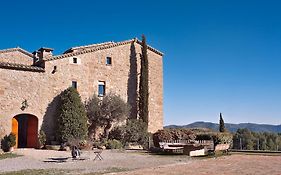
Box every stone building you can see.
[0,38,163,148]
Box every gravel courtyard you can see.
[0,149,280,175]
[0,149,191,174]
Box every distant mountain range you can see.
[165,121,281,133]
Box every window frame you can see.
[73,57,78,64]
[98,81,106,97]
[106,57,112,66]
[72,81,77,89]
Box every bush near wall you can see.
[108,119,149,148]
[56,87,88,143]
[212,132,233,145]
[153,128,233,147]
[153,129,196,147]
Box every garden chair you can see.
[93,149,103,160]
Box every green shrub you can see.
[212,132,233,145]
[109,119,149,148]
[38,130,46,148]
[105,139,123,149]
[1,133,16,152]
[196,133,213,140]
[56,87,88,142]
[153,129,196,147]
[123,119,149,147]
[108,126,125,141]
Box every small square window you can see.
[73,57,78,64]
[106,57,112,65]
[98,81,105,96]
[72,81,77,89]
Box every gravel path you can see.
[0,149,191,174]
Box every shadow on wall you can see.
[127,41,138,119]
[41,91,64,144]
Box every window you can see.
[73,57,78,64]
[98,81,105,96]
[106,57,112,65]
[72,81,77,89]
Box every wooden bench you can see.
[159,142,184,152]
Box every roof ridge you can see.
[71,41,115,50]
[0,47,33,57]
[0,61,45,72]
[63,41,115,54]
[135,38,164,56]
[47,38,163,61]
[47,39,135,61]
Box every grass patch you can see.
[0,169,74,175]
[0,153,21,160]
[83,167,129,175]
[0,167,130,175]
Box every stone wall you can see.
[0,40,163,141]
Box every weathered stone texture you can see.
[0,50,33,65]
[0,39,163,139]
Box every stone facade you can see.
[0,38,163,144]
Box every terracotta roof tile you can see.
[0,62,45,72]
[47,38,163,61]
[0,47,33,57]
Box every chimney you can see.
[33,47,54,67]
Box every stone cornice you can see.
[0,47,34,58]
[0,62,45,72]
[46,38,163,61]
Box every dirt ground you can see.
[114,154,281,175]
[1,149,281,175]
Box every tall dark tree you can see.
[139,34,149,125]
[219,113,226,132]
[56,87,88,142]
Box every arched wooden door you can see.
[11,118,18,148]
[11,114,38,148]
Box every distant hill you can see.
[165,121,281,133]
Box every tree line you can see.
[232,128,281,151]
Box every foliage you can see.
[123,119,149,146]
[85,93,130,139]
[153,129,196,147]
[212,132,233,145]
[104,139,123,149]
[66,138,92,150]
[195,133,213,140]
[1,133,16,152]
[108,126,125,141]
[56,87,88,143]
[232,128,281,151]
[0,153,21,160]
[109,119,149,148]
[139,34,149,124]
[38,130,46,147]
[219,113,226,132]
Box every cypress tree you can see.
[219,112,226,132]
[139,34,149,125]
[56,87,88,142]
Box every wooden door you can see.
[26,116,38,148]
[11,118,18,148]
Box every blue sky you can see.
[0,0,280,125]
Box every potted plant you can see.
[1,133,16,152]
